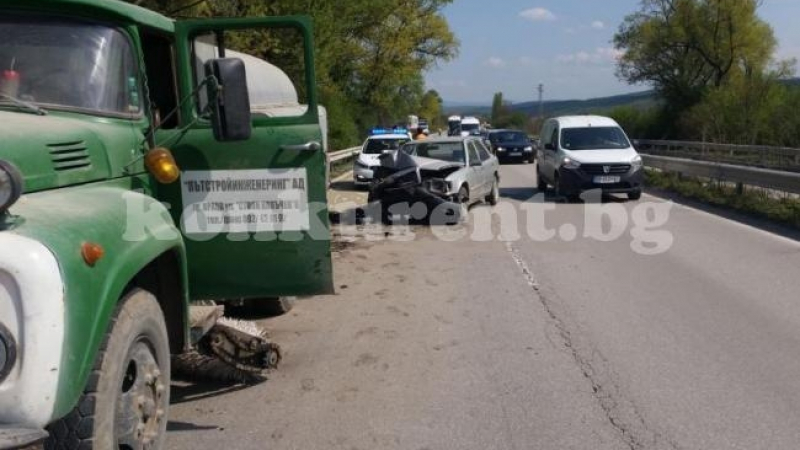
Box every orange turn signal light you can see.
[145,147,180,184]
[81,242,105,267]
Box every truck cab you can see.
[0,1,332,448]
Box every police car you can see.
[353,128,412,187]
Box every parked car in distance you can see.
[536,115,643,200]
[353,128,411,187]
[486,129,535,164]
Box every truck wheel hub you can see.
[117,340,165,449]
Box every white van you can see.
[460,116,481,137]
[536,115,643,200]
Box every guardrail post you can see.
[735,182,744,196]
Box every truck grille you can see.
[581,164,630,175]
[48,141,91,171]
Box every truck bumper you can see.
[0,233,65,429]
[0,426,47,450]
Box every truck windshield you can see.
[0,17,139,115]
[560,127,631,151]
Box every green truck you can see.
[0,1,333,448]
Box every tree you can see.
[614,0,778,111]
[491,92,505,125]
[419,89,444,129]
[124,0,459,149]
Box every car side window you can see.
[550,127,559,149]
[467,142,480,165]
[477,141,492,162]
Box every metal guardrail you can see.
[328,146,361,164]
[642,154,800,195]
[326,146,360,186]
[634,139,800,173]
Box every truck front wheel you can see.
[47,288,170,450]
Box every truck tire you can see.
[225,297,295,318]
[46,288,170,450]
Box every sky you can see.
[426,0,800,105]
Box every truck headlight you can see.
[0,322,15,383]
[0,160,23,214]
[561,157,581,169]
[631,155,643,170]
[497,147,506,152]
[524,146,533,152]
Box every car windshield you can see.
[461,123,480,134]
[490,131,528,143]
[0,17,139,115]
[408,142,466,163]
[560,127,630,151]
[363,137,410,154]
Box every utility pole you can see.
[537,83,544,119]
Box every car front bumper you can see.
[558,166,644,194]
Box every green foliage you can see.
[125,0,458,149]
[615,0,778,111]
[614,1,800,146]
[646,170,800,228]
[419,89,444,129]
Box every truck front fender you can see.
[7,181,187,423]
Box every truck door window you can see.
[191,27,310,119]
[141,30,179,128]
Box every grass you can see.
[645,169,800,230]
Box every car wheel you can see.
[628,189,642,201]
[485,177,499,206]
[456,185,469,205]
[47,288,170,450]
[536,166,548,191]
[554,174,578,202]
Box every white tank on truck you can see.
[195,42,329,152]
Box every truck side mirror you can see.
[204,58,252,142]
[544,142,555,151]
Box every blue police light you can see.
[370,128,409,136]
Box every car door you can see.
[156,17,333,299]
[466,140,486,198]
[476,140,496,189]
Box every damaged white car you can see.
[367,136,500,224]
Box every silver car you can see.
[400,136,500,205]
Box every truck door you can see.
[157,18,333,299]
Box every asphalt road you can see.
[167,164,800,450]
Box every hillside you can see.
[444,90,658,118]
[444,78,800,119]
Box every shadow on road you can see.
[499,187,630,204]
[330,180,362,192]
[170,380,255,406]
[167,421,220,432]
